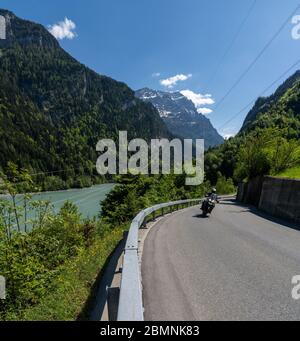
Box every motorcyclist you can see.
[201,188,219,214]
[208,188,219,203]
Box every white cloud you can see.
[223,134,235,140]
[48,17,77,40]
[160,74,192,88]
[220,127,236,139]
[197,107,213,115]
[152,72,161,78]
[180,89,215,115]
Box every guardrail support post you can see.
[141,220,146,229]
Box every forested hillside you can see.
[0,9,170,190]
[205,71,300,185]
[241,71,300,138]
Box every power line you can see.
[218,57,300,131]
[207,0,257,89]
[213,3,300,112]
[27,166,96,177]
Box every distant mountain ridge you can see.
[135,88,224,149]
[0,9,170,187]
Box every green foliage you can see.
[42,176,66,191]
[216,176,236,195]
[205,137,241,185]
[0,197,98,319]
[5,225,126,321]
[233,130,272,181]
[233,129,300,181]
[0,195,118,321]
[268,137,300,175]
[72,176,93,189]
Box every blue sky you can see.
[2,0,300,137]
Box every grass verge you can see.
[276,166,300,179]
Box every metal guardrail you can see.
[117,198,202,321]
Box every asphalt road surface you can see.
[142,198,300,321]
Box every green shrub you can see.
[0,199,102,320]
[43,176,66,191]
[216,176,236,195]
[5,225,126,321]
[72,176,93,189]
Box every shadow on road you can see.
[193,214,210,219]
[247,205,300,232]
[222,198,300,232]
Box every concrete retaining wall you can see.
[237,182,246,202]
[244,176,264,207]
[259,177,300,223]
[237,176,264,206]
[237,176,300,223]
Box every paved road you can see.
[142,198,300,321]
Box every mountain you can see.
[240,70,300,138]
[135,88,224,149]
[0,9,170,188]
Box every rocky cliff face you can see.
[0,10,59,49]
[136,88,224,149]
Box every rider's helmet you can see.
[212,188,217,193]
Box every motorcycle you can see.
[201,197,216,217]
